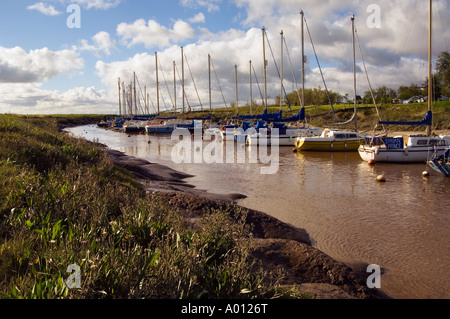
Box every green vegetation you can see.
[0,114,295,299]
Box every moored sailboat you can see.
[358,0,450,163]
[428,147,450,177]
[295,15,366,152]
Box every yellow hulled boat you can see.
[296,129,366,152]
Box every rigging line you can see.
[354,24,385,130]
[251,63,265,114]
[304,17,338,122]
[159,87,168,111]
[436,0,450,53]
[158,59,175,109]
[264,30,292,110]
[184,53,203,110]
[135,74,149,115]
[252,64,265,104]
[175,64,192,112]
[209,55,228,109]
[389,0,422,89]
[283,36,304,108]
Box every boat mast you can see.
[235,64,239,113]
[280,30,284,111]
[155,52,160,115]
[209,54,212,114]
[133,71,137,115]
[301,11,305,109]
[122,81,126,116]
[182,46,185,115]
[427,0,433,136]
[352,15,358,131]
[250,60,253,115]
[118,77,122,116]
[262,27,268,108]
[173,61,177,115]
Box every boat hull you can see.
[296,139,364,152]
[428,160,450,177]
[247,128,323,147]
[145,125,176,134]
[359,136,450,163]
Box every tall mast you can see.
[301,10,305,108]
[249,60,253,115]
[133,72,137,115]
[209,54,212,113]
[181,46,185,114]
[235,64,239,113]
[122,81,126,116]
[352,15,358,131]
[173,61,177,115]
[427,0,433,136]
[155,52,160,115]
[280,30,284,111]
[262,27,268,108]
[118,77,122,116]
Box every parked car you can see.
[403,96,424,104]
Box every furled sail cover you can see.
[379,111,433,126]
[262,110,283,122]
[278,108,306,123]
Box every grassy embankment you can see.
[184,101,450,133]
[0,114,293,299]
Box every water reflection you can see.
[66,125,450,299]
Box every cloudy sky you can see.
[0,0,449,114]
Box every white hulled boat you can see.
[359,0,449,163]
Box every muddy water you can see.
[67,125,450,299]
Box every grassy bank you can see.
[0,114,288,299]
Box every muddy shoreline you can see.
[106,148,389,299]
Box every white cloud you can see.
[0,46,84,84]
[117,19,196,49]
[74,31,116,57]
[180,0,221,13]
[65,0,122,10]
[189,13,206,24]
[27,2,61,16]
[0,83,115,114]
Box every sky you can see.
[0,0,449,115]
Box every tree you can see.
[424,75,442,100]
[436,51,450,97]
[397,84,423,100]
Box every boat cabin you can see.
[321,129,362,139]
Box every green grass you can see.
[0,114,297,299]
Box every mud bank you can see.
[106,148,388,300]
